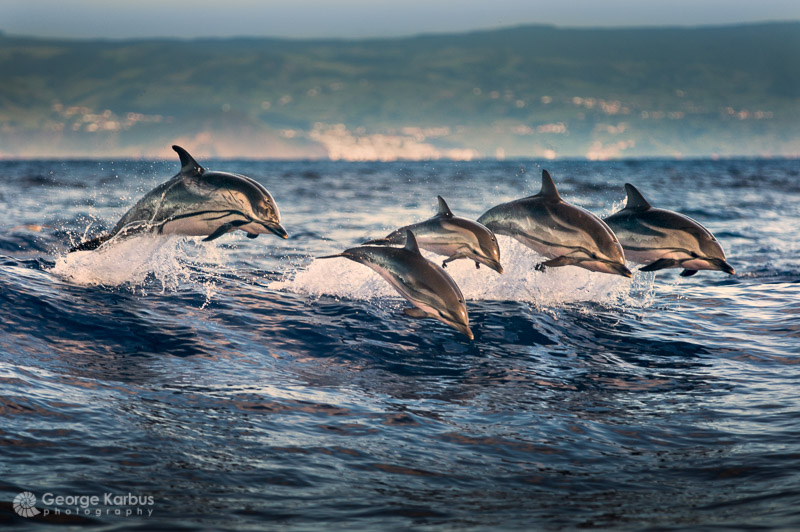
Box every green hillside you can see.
[1,23,798,158]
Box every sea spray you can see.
[50,234,230,303]
[271,236,655,309]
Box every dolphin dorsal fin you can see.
[539,170,562,200]
[436,195,454,218]
[404,230,421,254]
[172,145,205,176]
[624,183,652,210]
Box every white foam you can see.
[50,234,229,300]
[271,237,655,309]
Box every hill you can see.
[0,23,798,159]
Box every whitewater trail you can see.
[271,236,657,309]
[48,233,656,310]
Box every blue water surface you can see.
[1,158,799,530]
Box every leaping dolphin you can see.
[603,183,734,277]
[320,230,473,339]
[477,170,631,277]
[69,145,288,252]
[363,196,503,273]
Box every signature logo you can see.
[13,492,40,518]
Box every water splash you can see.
[272,236,654,309]
[50,234,229,302]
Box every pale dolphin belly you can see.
[511,232,577,259]
[159,211,246,236]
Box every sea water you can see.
[1,158,799,530]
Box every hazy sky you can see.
[1,0,799,39]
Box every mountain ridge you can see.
[1,22,798,159]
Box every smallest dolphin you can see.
[364,196,503,274]
[320,230,473,339]
[603,183,734,277]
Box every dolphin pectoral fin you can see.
[403,308,430,319]
[475,261,480,269]
[442,252,469,269]
[536,256,577,270]
[680,269,699,277]
[203,220,249,242]
[640,258,680,272]
[247,233,259,239]
[203,224,234,241]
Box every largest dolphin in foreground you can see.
[364,196,503,273]
[320,230,473,339]
[603,183,734,277]
[477,170,631,277]
[70,145,288,251]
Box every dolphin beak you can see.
[459,325,474,341]
[475,257,504,274]
[598,262,633,279]
[266,223,289,239]
[718,259,735,275]
[614,263,633,278]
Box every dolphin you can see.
[477,170,632,277]
[69,145,288,252]
[319,230,473,339]
[363,196,503,273]
[603,183,734,277]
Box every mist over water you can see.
[1,158,799,530]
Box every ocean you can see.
[1,158,798,530]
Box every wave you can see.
[271,236,656,309]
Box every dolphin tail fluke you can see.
[68,234,112,253]
[680,269,699,277]
[640,258,680,272]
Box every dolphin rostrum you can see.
[603,183,734,277]
[69,145,288,252]
[477,170,632,277]
[319,230,473,339]
[364,196,503,273]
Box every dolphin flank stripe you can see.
[164,209,251,223]
[509,231,602,258]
